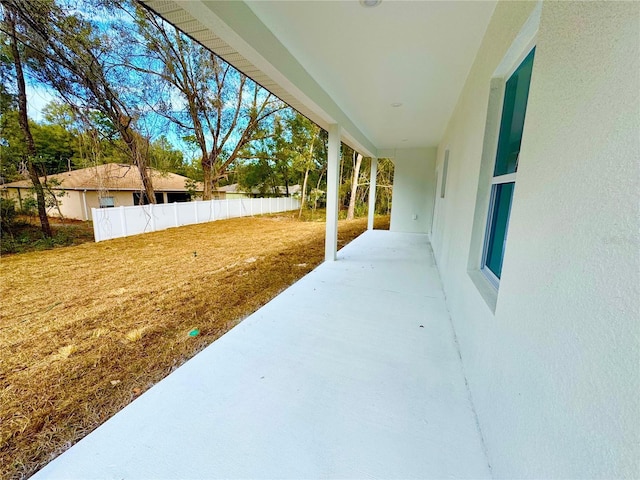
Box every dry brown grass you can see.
[0,212,390,479]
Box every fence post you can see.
[174,202,179,227]
[260,197,263,215]
[226,199,230,219]
[120,206,127,238]
[92,208,100,242]
[250,198,253,216]
[194,200,199,223]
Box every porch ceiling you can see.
[141,0,496,155]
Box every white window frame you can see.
[466,3,541,312]
[440,149,450,198]
[480,177,515,289]
[480,43,536,289]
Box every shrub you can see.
[0,198,17,233]
[21,197,37,216]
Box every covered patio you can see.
[26,1,639,477]
[33,231,490,478]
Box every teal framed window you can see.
[482,48,535,286]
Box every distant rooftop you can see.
[218,183,301,195]
[1,163,203,192]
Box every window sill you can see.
[468,269,498,313]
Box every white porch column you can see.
[367,157,378,230]
[325,124,341,261]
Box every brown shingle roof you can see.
[216,183,301,195]
[1,164,203,192]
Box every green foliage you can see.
[148,136,185,173]
[0,197,17,232]
[0,218,94,255]
[184,178,200,199]
[21,197,37,216]
[237,111,326,202]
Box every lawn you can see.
[0,212,390,479]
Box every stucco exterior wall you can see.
[2,188,139,220]
[58,190,85,220]
[2,188,86,220]
[389,148,436,234]
[431,1,639,478]
[84,191,134,220]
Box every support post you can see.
[325,124,340,261]
[82,189,88,221]
[367,157,378,230]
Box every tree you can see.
[128,6,286,199]
[372,158,394,215]
[346,151,363,220]
[3,0,157,203]
[289,116,321,216]
[1,3,51,236]
[237,112,293,196]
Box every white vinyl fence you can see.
[92,197,300,242]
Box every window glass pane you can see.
[494,48,535,176]
[485,182,515,279]
[99,196,114,208]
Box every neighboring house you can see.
[1,163,203,221]
[215,183,301,199]
[213,183,250,199]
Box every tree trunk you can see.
[347,152,363,220]
[298,131,318,217]
[137,137,155,204]
[298,166,309,218]
[122,129,155,204]
[7,8,52,237]
[313,167,326,211]
[202,161,213,200]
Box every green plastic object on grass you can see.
[189,329,200,337]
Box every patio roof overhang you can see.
[139,0,497,261]
[140,0,497,156]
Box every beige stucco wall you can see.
[2,188,138,220]
[430,1,639,478]
[225,192,250,200]
[1,187,86,220]
[83,191,135,220]
[389,148,437,234]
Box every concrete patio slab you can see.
[32,230,490,479]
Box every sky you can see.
[26,84,57,122]
[12,0,287,166]
[24,79,201,162]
